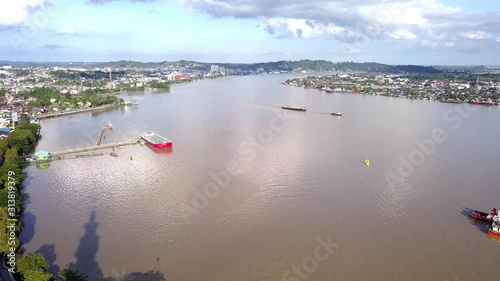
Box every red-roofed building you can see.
[174,74,187,80]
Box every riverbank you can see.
[283,73,500,105]
[36,103,122,120]
[0,116,90,280]
[96,77,202,96]
[0,116,40,275]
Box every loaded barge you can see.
[469,210,494,222]
[282,105,307,111]
[141,132,173,148]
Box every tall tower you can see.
[475,75,480,94]
[106,68,113,89]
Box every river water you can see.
[21,74,500,281]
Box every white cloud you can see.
[0,0,46,26]
[177,0,500,49]
[462,30,492,40]
[265,18,324,38]
[389,30,417,40]
[56,28,75,35]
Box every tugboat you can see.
[331,111,342,116]
[488,220,500,238]
[282,105,307,111]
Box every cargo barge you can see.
[282,105,307,111]
[469,210,494,222]
[141,132,173,148]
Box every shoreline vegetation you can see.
[283,73,500,105]
[0,116,89,280]
[23,78,200,120]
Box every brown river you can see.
[21,74,500,281]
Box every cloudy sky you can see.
[0,0,499,64]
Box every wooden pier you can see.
[37,104,118,120]
[50,138,140,157]
[28,123,144,164]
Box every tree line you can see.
[0,116,89,280]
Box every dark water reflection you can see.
[21,74,500,281]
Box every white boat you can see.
[331,111,342,116]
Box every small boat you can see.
[441,99,463,104]
[469,210,494,222]
[331,111,342,116]
[123,99,139,106]
[110,152,118,157]
[282,105,306,111]
[488,221,500,238]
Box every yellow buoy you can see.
[365,159,370,166]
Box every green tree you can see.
[0,140,8,165]
[17,253,53,281]
[0,206,15,253]
[16,121,41,137]
[58,269,89,281]
[6,129,36,153]
[0,162,25,188]
[4,148,20,165]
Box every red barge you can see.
[141,132,173,148]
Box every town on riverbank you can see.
[283,72,500,105]
[0,60,499,137]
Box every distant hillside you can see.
[0,59,442,74]
[211,60,442,74]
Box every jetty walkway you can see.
[50,138,140,157]
[37,104,117,120]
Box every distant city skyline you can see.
[0,0,499,65]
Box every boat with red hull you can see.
[469,210,494,222]
[488,221,500,238]
[141,132,173,148]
